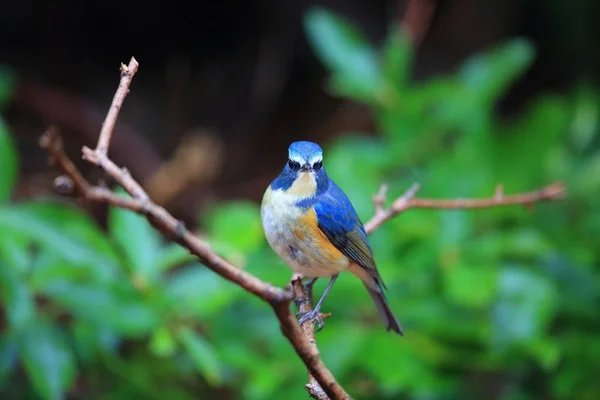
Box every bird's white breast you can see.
[261,185,349,277]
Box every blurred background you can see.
[0,0,599,399]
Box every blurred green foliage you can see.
[1,7,600,400]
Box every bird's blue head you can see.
[288,141,323,171]
[270,141,329,197]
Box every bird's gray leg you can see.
[297,274,339,331]
[295,277,318,317]
[304,277,318,300]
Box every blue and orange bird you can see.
[261,141,403,334]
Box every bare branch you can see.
[96,57,139,155]
[41,126,351,397]
[82,146,149,201]
[290,277,336,400]
[365,182,565,234]
[372,184,389,214]
[39,57,566,400]
[40,58,350,399]
[400,0,437,46]
[273,292,349,400]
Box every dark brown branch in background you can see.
[400,0,437,46]
[16,82,162,181]
[40,58,565,400]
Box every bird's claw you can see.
[297,310,325,332]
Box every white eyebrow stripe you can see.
[288,154,305,164]
[308,155,322,165]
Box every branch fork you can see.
[39,57,565,400]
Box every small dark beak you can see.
[300,163,311,172]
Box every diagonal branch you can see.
[40,125,351,400]
[39,57,350,399]
[39,57,565,400]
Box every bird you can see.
[261,141,403,334]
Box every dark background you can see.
[1,1,599,399]
[3,0,598,224]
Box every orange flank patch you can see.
[297,209,348,266]
[293,227,306,241]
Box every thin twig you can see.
[96,57,139,155]
[41,127,350,399]
[39,58,350,399]
[364,182,566,234]
[16,80,163,180]
[39,58,566,400]
[372,184,389,214]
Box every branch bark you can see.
[39,57,352,399]
[96,58,139,155]
[365,183,565,234]
[291,277,333,400]
[39,58,565,400]
[400,0,437,46]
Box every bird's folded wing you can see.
[313,188,380,279]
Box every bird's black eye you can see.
[288,160,301,170]
[312,161,323,170]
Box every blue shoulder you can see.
[314,180,377,270]
[314,181,365,237]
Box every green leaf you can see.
[0,118,17,203]
[0,260,36,331]
[381,27,413,90]
[22,201,119,260]
[29,250,116,290]
[493,95,568,191]
[166,266,235,317]
[443,263,498,308]
[362,331,438,393]
[178,327,223,386]
[43,281,159,337]
[541,255,599,318]
[528,338,560,370]
[472,229,553,261]
[0,332,17,388]
[0,202,119,268]
[153,243,196,274]
[108,188,161,278]
[72,322,118,364]
[492,266,556,346]
[150,326,177,358]
[19,320,75,400]
[304,7,382,100]
[205,201,263,254]
[0,234,31,274]
[570,87,599,152]
[459,38,535,105]
[573,151,600,195]
[437,210,472,250]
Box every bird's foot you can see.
[297,310,325,332]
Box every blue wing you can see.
[313,181,382,282]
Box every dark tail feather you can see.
[365,284,404,335]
